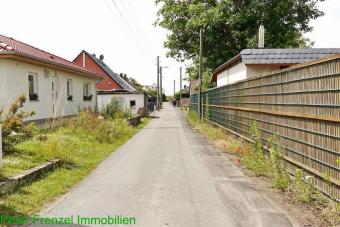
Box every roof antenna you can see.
[258,21,265,48]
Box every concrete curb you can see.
[0,159,61,195]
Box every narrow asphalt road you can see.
[37,103,295,227]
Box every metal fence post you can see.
[0,125,2,169]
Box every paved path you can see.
[38,103,295,227]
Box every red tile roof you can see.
[0,34,103,78]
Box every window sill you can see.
[29,100,40,102]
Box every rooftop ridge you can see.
[0,34,73,64]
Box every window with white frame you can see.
[28,74,39,101]
[67,79,73,101]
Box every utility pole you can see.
[173,80,176,100]
[179,67,182,108]
[160,66,163,108]
[156,56,160,111]
[198,28,203,119]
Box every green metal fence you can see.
[190,55,340,200]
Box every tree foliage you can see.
[155,0,324,75]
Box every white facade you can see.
[216,62,281,87]
[143,83,165,94]
[0,59,97,121]
[217,62,247,87]
[97,93,145,115]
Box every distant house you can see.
[211,48,340,87]
[0,34,102,123]
[143,83,157,91]
[73,51,147,116]
[143,83,165,94]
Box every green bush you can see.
[323,202,340,226]
[94,119,133,143]
[0,95,37,152]
[102,98,132,119]
[250,121,263,154]
[268,133,289,190]
[294,169,314,203]
[242,121,269,176]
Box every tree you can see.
[155,0,324,76]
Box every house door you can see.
[51,77,58,115]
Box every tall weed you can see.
[268,133,289,190]
[242,121,269,176]
[294,169,314,203]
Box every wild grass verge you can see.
[0,112,150,215]
[186,110,339,226]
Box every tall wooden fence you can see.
[190,55,340,200]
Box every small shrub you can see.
[250,121,263,154]
[313,190,328,206]
[72,110,100,132]
[98,119,134,143]
[268,133,289,190]
[102,98,131,119]
[187,111,200,125]
[294,169,314,203]
[225,137,244,154]
[37,134,48,142]
[242,121,269,176]
[322,172,338,200]
[323,201,340,226]
[0,95,36,152]
[242,151,269,176]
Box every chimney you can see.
[258,24,265,48]
[82,51,86,67]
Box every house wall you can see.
[0,61,8,114]
[216,62,247,87]
[246,65,281,78]
[73,52,122,91]
[0,59,97,121]
[216,63,289,87]
[98,93,145,115]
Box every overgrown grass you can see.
[186,110,340,226]
[186,111,224,140]
[0,114,150,215]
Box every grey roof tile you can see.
[86,52,136,92]
[240,48,340,64]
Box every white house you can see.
[73,51,148,116]
[97,91,147,115]
[143,83,165,94]
[0,34,102,123]
[211,48,340,87]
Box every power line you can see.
[117,0,151,51]
[104,0,151,61]
[109,0,150,59]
